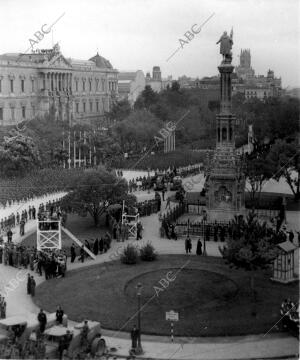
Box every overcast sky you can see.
[1,0,299,88]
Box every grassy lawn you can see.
[20,213,108,256]
[35,255,299,336]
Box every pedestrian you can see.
[7,228,13,243]
[185,237,188,254]
[32,206,36,220]
[80,246,85,263]
[30,276,36,296]
[56,305,64,324]
[27,273,31,295]
[136,221,143,240]
[93,238,99,255]
[99,237,104,253]
[185,236,192,254]
[130,325,139,351]
[37,309,47,333]
[70,244,76,263]
[20,219,25,236]
[196,238,202,255]
[162,188,165,201]
[80,320,89,347]
[170,224,177,240]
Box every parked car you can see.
[27,320,105,359]
[0,312,67,352]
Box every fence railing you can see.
[163,202,186,224]
[175,219,229,240]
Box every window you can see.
[96,79,99,91]
[90,101,93,112]
[83,102,86,112]
[75,80,78,92]
[96,101,99,112]
[31,79,34,92]
[11,108,15,121]
[0,79,2,93]
[21,79,25,93]
[10,80,14,93]
[101,79,105,91]
[0,107,3,121]
[76,103,79,113]
[82,80,85,91]
[89,80,92,92]
[22,106,26,119]
[32,105,35,116]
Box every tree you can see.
[61,168,134,226]
[267,140,300,201]
[219,213,278,304]
[112,110,163,154]
[0,133,41,177]
[134,85,158,110]
[244,154,274,207]
[107,99,132,122]
[25,110,68,166]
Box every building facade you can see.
[0,44,118,126]
[117,70,145,107]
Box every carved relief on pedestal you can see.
[214,185,233,208]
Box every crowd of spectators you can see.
[0,241,67,280]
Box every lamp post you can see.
[136,282,143,355]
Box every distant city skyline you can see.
[1,0,299,88]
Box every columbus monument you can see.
[206,29,245,221]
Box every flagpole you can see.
[79,131,81,168]
[68,130,71,169]
[73,131,76,168]
[62,131,65,168]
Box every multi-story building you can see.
[145,66,172,92]
[0,44,118,127]
[233,49,282,99]
[235,49,255,80]
[117,70,145,107]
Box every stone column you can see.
[69,73,72,91]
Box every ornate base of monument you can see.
[206,144,245,222]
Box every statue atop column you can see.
[216,29,233,63]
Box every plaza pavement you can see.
[1,176,299,359]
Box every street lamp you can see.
[136,282,143,355]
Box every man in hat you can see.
[37,309,47,333]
